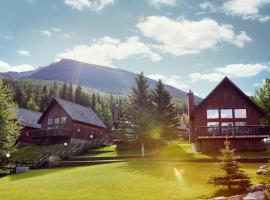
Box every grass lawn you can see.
[80,141,270,160]
[0,161,264,200]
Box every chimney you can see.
[187,90,194,116]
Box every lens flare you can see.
[174,167,186,186]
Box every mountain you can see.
[0,67,42,79]
[2,59,201,102]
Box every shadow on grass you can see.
[200,187,247,199]
[7,167,74,181]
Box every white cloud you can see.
[148,0,177,7]
[199,2,217,12]
[40,30,52,38]
[137,16,252,57]
[190,63,268,82]
[56,36,161,66]
[223,0,270,22]
[64,0,114,11]
[147,74,189,89]
[17,50,31,56]
[0,60,34,73]
[51,27,62,32]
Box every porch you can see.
[196,125,270,139]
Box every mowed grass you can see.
[0,161,263,200]
[80,141,270,160]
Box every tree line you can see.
[2,78,128,130]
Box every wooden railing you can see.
[31,129,71,137]
[196,125,270,138]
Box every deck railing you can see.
[31,128,71,137]
[196,125,270,138]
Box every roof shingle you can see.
[54,97,107,129]
[17,108,42,129]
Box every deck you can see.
[196,125,270,139]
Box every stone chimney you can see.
[187,90,194,116]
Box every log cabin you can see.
[188,77,270,152]
[30,97,109,145]
[17,108,42,144]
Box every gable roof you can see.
[191,77,265,116]
[39,97,107,129]
[17,108,42,129]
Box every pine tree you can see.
[151,80,180,140]
[121,72,155,157]
[253,78,270,125]
[0,79,21,164]
[68,82,73,102]
[208,139,251,191]
[75,85,82,104]
[91,93,97,110]
[60,81,68,100]
[27,97,40,112]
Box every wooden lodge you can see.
[17,108,42,144]
[188,77,270,152]
[17,97,109,145]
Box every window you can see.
[234,109,247,118]
[221,122,234,126]
[235,122,247,126]
[207,109,219,119]
[54,118,60,124]
[207,122,219,127]
[60,117,67,124]
[48,118,53,125]
[221,109,233,118]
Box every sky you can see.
[0,0,269,97]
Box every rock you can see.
[253,184,265,192]
[229,195,242,200]
[243,191,265,200]
[214,197,227,200]
[259,165,268,170]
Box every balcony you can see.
[196,125,270,139]
[31,128,71,138]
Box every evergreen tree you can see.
[0,79,21,164]
[27,97,40,112]
[91,93,97,110]
[60,81,68,100]
[68,82,73,102]
[121,72,155,156]
[75,85,82,104]
[151,80,180,140]
[51,81,58,97]
[253,78,270,125]
[102,105,113,130]
[208,139,251,191]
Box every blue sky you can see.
[0,0,269,97]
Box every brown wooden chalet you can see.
[188,77,270,152]
[17,108,42,144]
[29,97,109,144]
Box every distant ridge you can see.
[2,59,202,102]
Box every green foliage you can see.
[60,80,69,100]
[208,139,251,191]
[117,73,181,144]
[27,97,40,112]
[151,80,180,141]
[0,79,21,163]
[121,72,156,141]
[253,78,270,125]
[3,78,127,130]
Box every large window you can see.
[207,109,219,119]
[235,122,247,126]
[221,109,233,118]
[234,109,247,118]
